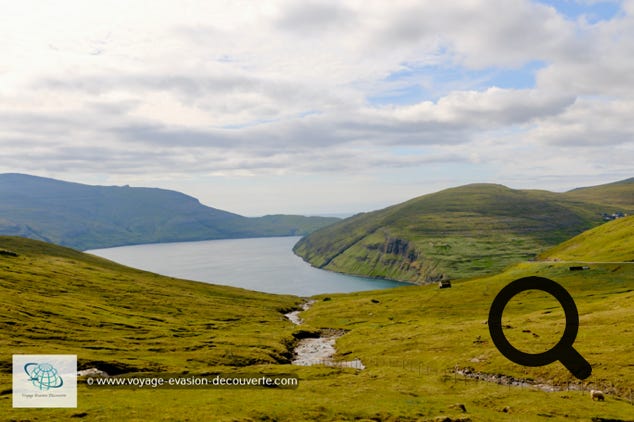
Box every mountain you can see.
[538,214,634,262]
[0,173,338,250]
[293,179,634,283]
[564,177,634,207]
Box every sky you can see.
[1,0,632,216]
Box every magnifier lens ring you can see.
[488,276,579,366]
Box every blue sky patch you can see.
[536,0,622,23]
[484,61,548,90]
[368,60,547,106]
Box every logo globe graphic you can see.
[24,362,64,390]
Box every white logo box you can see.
[13,354,77,408]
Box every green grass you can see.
[564,177,634,208]
[295,181,634,283]
[4,366,632,421]
[538,215,634,262]
[2,234,633,421]
[304,262,634,388]
[0,236,301,373]
[295,261,634,421]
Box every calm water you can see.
[87,236,408,296]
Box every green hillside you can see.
[564,177,634,207]
[0,236,300,373]
[295,261,634,421]
[294,180,634,283]
[538,215,634,262]
[0,173,338,250]
[3,235,632,421]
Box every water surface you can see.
[88,236,408,296]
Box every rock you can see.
[292,329,320,339]
[77,368,108,377]
[450,403,467,412]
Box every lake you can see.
[87,236,409,296]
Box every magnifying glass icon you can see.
[488,276,592,380]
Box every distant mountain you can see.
[0,173,338,250]
[293,179,634,283]
[538,214,634,262]
[563,177,634,207]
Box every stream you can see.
[285,300,365,369]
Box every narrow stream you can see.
[453,367,620,397]
[285,300,365,369]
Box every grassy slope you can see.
[295,181,634,283]
[2,226,633,421]
[298,262,634,421]
[0,173,338,250]
[564,177,634,208]
[0,236,300,374]
[297,216,634,420]
[538,215,634,262]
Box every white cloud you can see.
[393,87,575,127]
[532,98,634,146]
[0,0,632,214]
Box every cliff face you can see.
[361,234,441,283]
[295,229,446,284]
[374,237,417,260]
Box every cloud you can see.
[275,1,357,34]
[532,98,634,146]
[393,87,575,127]
[361,0,575,67]
[0,0,632,213]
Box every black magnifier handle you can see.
[560,347,592,380]
[488,276,593,380]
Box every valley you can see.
[1,178,632,421]
[2,216,633,420]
